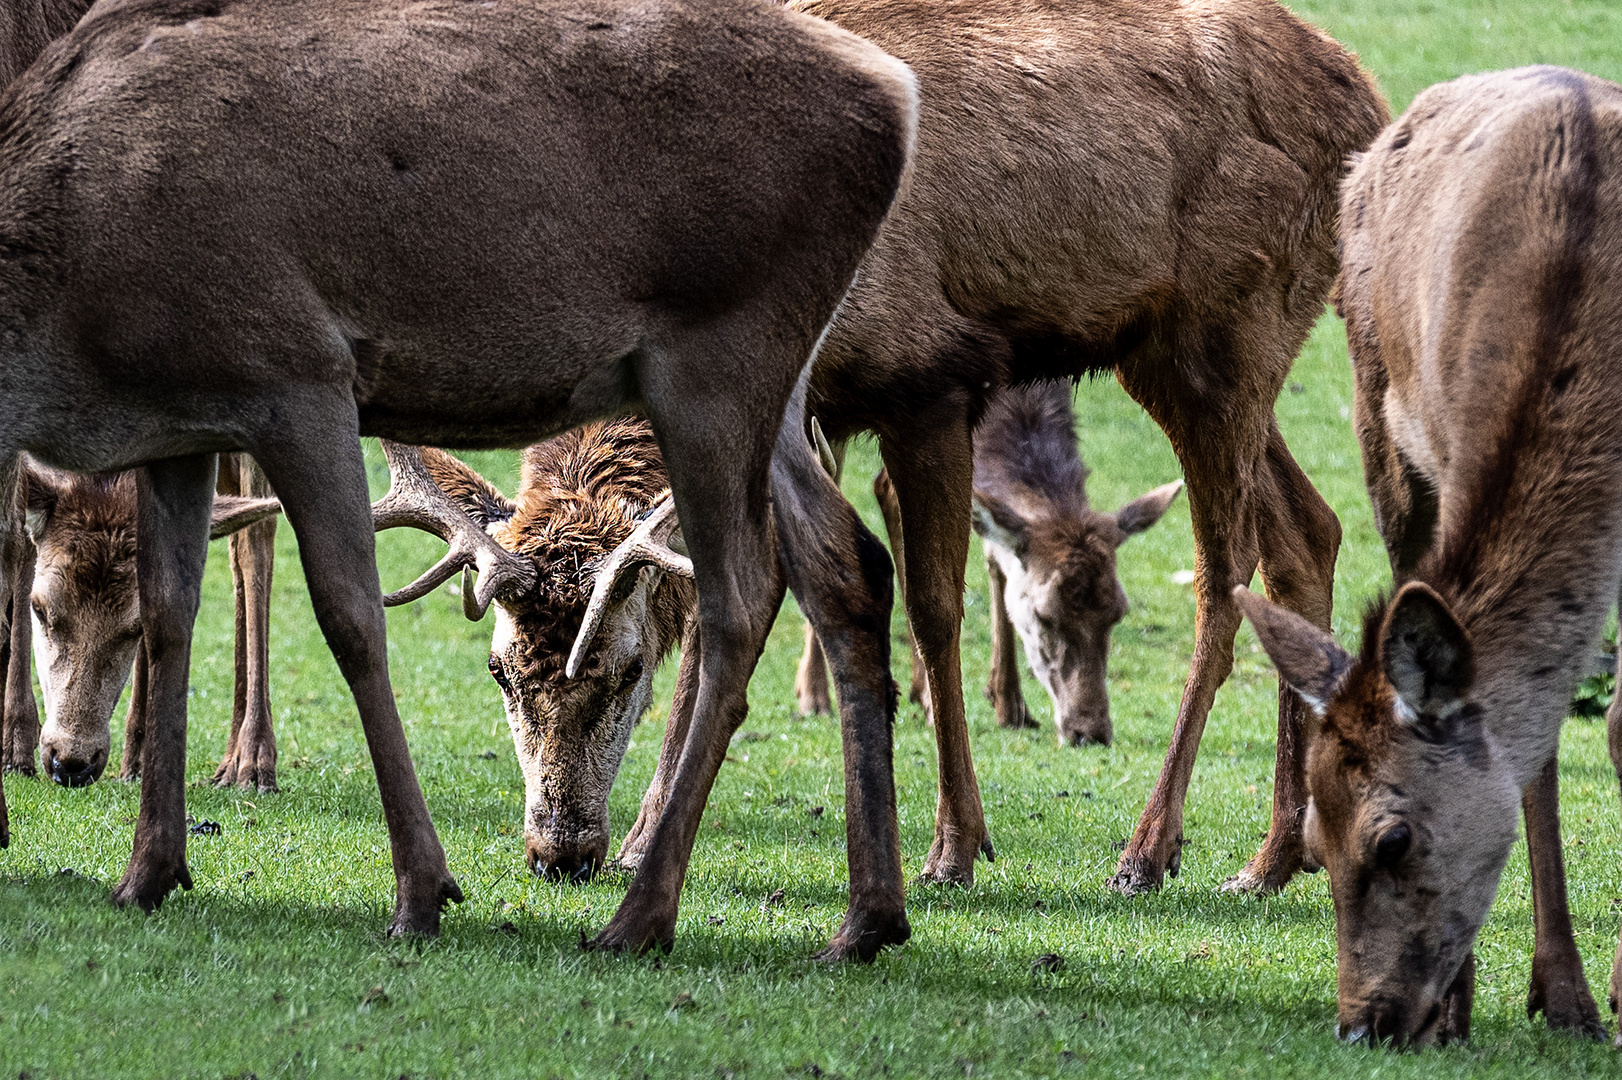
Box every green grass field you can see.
[5,3,1622,1077]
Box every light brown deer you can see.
[601,0,1386,894]
[21,459,279,786]
[0,0,917,953]
[797,382,1181,746]
[1238,66,1622,1045]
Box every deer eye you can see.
[619,658,645,688]
[488,656,511,693]
[1374,823,1412,869]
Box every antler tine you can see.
[371,440,536,619]
[566,492,693,679]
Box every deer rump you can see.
[0,0,917,949]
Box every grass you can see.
[4,4,1622,1078]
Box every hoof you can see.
[918,833,993,886]
[110,857,194,913]
[387,876,464,938]
[1528,956,1606,1041]
[1107,852,1168,897]
[1221,834,1303,897]
[993,698,1036,730]
[813,907,910,963]
[583,906,676,956]
[795,687,834,717]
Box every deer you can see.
[581,0,1387,896]
[1237,66,1622,1046]
[0,0,918,956]
[20,458,280,787]
[796,381,1182,747]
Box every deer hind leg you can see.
[881,406,993,885]
[1221,423,1340,896]
[588,326,795,956]
[110,455,217,912]
[118,640,150,780]
[874,468,927,709]
[984,554,1033,730]
[794,438,845,717]
[772,410,906,961]
[212,454,278,791]
[253,406,459,936]
[1523,756,1606,1039]
[1605,674,1622,1036]
[615,614,700,870]
[1107,397,1260,895]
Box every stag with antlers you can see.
[0,0,917,953]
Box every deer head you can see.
[378,429,692,881]
[25,464,281,786]
[1236,584,1519,1047]
[973,479,1181,745]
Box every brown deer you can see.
[0,0,96,782]
[21,459,279,786]
[1238,66,1622,1045]
[600,0,1386,894]
[797,382,1181,747]
[0,0,917,955]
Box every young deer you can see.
[1240,67,1622,1046]
[21,458,279,787]
[796,382,1181,747]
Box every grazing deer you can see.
[1239,66,1622,1046]
[21,459,279,787]
[797,382,1182,747]
[0,0,917,955]
[605,0,1386,894]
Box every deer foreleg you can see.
[111,455,216,912]
[874,468,927,710]
[213,454,278,791]
[616,614,700,870]
[1523,756,1605,1039]
[881,406,992,885]
[984,554,1033,731]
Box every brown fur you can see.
[1252,66,1622,1045]
[772,0,1386,889]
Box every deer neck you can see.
[1421,382,1622,786]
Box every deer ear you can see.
[1233,587,1352,713]
[210,495,282,539]
[1380,581,1473,721]
[22,465,63,543]
[971,492,1029,557]
[1113,479,1183,541]
[418,447,515,530]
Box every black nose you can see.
[48,750,104,788]
[526,836,604,883]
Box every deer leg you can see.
[1,540,37,775]
[254,417,459,936]
[875,468,927,709]
[1608,676,1622,1033]
[118,639,150,781]
[110,456,217,912]
[794,439,844,718]
[772,413,906,961]
[1523,756,1606,1039]
[1108,412,1260,895]
[881,408,993,885]
[1222,425,1339,895]
[587,331,795,956]
[795,624,834,717]
[985,554,1033,730]
[616,615,700,870]
[213,455,278,791]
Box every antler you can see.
[566,492,693,679]
[371,440,536,620]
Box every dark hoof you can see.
[110,858,194,913]
[1106,854,1164,897]
[795,688,834,717]
[993,699,1037,731]
[387,876,464,938]
[813,907,910,963]
[1059,724,1111,747]
[583,906,677,956]
[1528,957,1607,1041]
[1221,835,1303,897]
